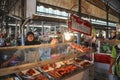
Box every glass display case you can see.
[0,43,94,80]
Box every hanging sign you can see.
[69,14,92,35]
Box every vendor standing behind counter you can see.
[25,31,41,45]
[0,34,63,67]
[0,31,41,67]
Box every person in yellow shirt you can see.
[109,44,120,80]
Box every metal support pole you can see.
[41,21,44,36]
[26,22,30,33]
[77,0,81,44]
[21,0,25,18]
[119,13,120,24]
[106,2,109,38]
[15,20,18,40]
[14,20,18,46]
[78,0,81,17]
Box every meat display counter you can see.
[0,43,94,80]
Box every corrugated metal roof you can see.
[102,0,120,13]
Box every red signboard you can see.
[94,54,111,64]
[69,14,92,35]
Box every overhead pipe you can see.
[21,17,31,46]
[7,14,22,21]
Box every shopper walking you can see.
[109,44,120,80]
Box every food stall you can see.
[0,13,94,80]
[0,43,94,80]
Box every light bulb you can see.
[64,32,71,41]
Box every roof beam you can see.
[86,0,119,19]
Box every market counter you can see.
[65,65,94,80]
[94,53,111,64]
[94,53,113,80]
